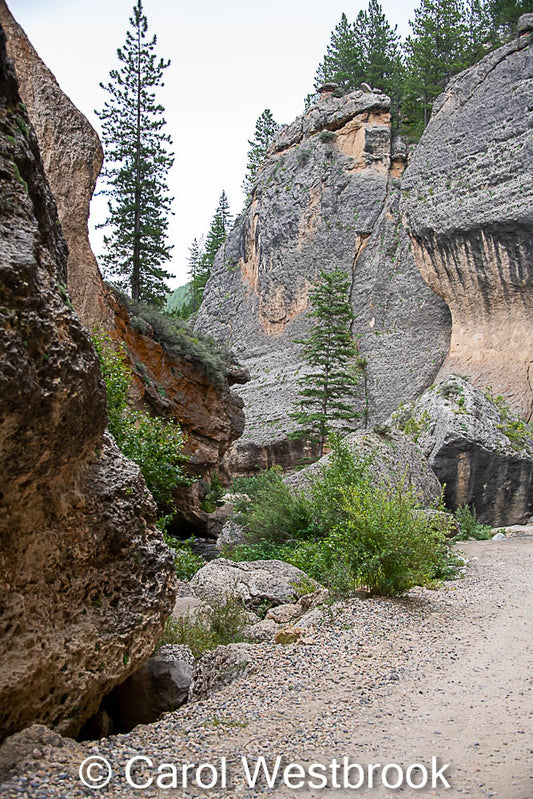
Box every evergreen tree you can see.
[290,268,362,458]
[96,0,174,306]
[403,0,468,135]
[189,192,232,313]
[356,0,403,124]
[463,0,495,65]
[243,109,280,199]
[488,0,533,37]
[314,13,364,92]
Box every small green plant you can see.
[92,330,189,511]
[157,595,249,659]
[319,130,336,143]
[453,504,492,541]
[201,473,225,513]
[164,534,204,579]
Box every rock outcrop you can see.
[0,0,108,328]
[401,23,533,420]
[391,376,533,525]
[0,2,247,528]
[196,86,451,474]
[286,429,443,508]
[0,29,175,741]
[190,559,318,609]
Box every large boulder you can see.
[390,376,533,525]
[189,559,318,609]
[196,86,450,475]
[286,429,442,508]
[110,645,194,731]
[0,28,175,741]
[401,24,533,419]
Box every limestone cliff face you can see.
[196,88,451,473]
[0,29,176,741]
[401,24,533,421]
[0,1,246,509]
[0,0,108,328]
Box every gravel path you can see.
[1,534,532,799]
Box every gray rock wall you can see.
[401,27,533,420]
[196,88,450,474]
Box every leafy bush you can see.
[454,504,492,541]
[329,482,448,595]
[108,286,233,386]
[226,437,456,596]
[157,596,249,659]
[92,330,188,511]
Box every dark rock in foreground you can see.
[391,376,533,525]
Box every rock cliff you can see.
[196,86,451,474]
[0,1,246,519]
[391,376,533,526]
[401,22,533,421]
[0,28,176,741]
[0,0,108,328]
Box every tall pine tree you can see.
[189,192,232,314]
[97,0,174,306]
[403,0,467,135]
[291,268,361,458]
[314,13,364,92]
[242,109,280,199]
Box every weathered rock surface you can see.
[110,645,194,732]
[0,30,175,741]
[0,3,246,532]
[286,429,442,508]
[390,376,533,525]
[0,0,108,328]
[189,559,318,609]
[189,643,256,701]
[401,28,533,420]
[0,725,81,783]
[196,86,450,474]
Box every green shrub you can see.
[157,596,249,659]
[92,330,188,511]
[454,504,492,541]
[163,535,204,580]
[201,473,225,513]
[226,437,455,596]
[328,482,449,595]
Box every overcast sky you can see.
[10,0,417,288]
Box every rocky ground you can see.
[1,533,532,799]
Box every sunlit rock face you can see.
[401,24,533,421]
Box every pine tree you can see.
[96,0,174,306]
[189,192,232,313]
[403,0,467,135]
[488,0,532,37]
[290,268,362,458]
[356,0,403,125]
[314,13,365,92]
[243,109,280,199]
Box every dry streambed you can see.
[1,534,532,799]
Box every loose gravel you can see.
[1,534,532,799]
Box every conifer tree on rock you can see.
[403,0,467,134]
[96,0,175,306]
[290,268,362,459]
[314,13,364,93]
[189,191,232,314]
[243,110,280,200]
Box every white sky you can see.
[9,0,417,288]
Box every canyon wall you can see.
[0,26,176,740]
[401,21,533,421]
[196,87,451,473]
